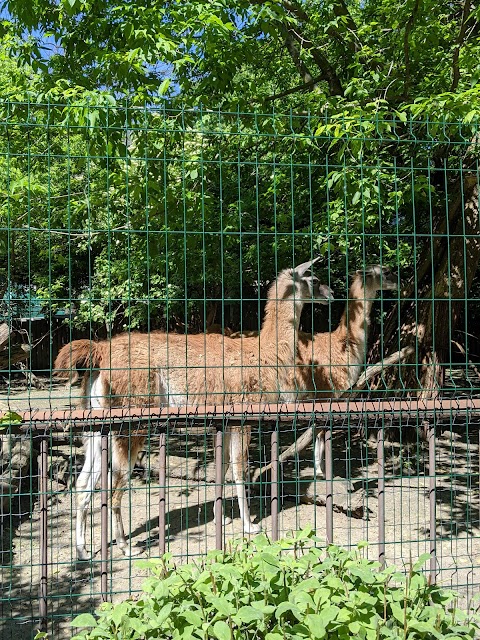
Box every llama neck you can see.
[335,280,377,361]
[260,278,304,363]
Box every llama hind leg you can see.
[76,434,102,560]
[110,438,145,557]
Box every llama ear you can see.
[365,264,382,276]
[295,256,321,278]
[350,265,378,277]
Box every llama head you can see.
[356,265,398,292]
[271,256,334,306]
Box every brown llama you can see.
[54,258,333,560]
[250,264,398,481]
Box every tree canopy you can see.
[2,0,480,115]
[1,0,480,393]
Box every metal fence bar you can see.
[100,433,109,601]
[38,436,48,633]
[215,429,223,550]
[270,429,278,542]
[325,425,333,544]
[428,420,437,583]
[158,430,166,556]
[17,397,480,431]
[377,426,385,569]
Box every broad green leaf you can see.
[0,411,22,425]
[213,620,231,640]
[232,606,264,624]
[71,613,97,628]
[412,553,432,571]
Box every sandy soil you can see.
[1,380,479,639]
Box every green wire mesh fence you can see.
[0,102,479,638]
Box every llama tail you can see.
[54,340,106,383]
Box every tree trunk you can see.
[0,323,31,369]
[369,174,479,398]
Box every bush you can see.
[70,529,479,639]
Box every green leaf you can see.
[158,78,171,96]
[304,614,326,639]
[275,601,302,621]
[71,613,97,628]
[233,606,264,624]
[209,595,235,617]
[0,411,22,425]
[348,621,361,634]
[408,621,443,637]
[390,602,405,624]
[182,609,203,626]
[412,553,432,571]
[213,620,231,640]
[352,191,361,205]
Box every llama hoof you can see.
[245,521,261,535]
[77,547,93,561]
[119,543,144,557]
[213,515,233,526]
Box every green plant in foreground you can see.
[69,529,479,640]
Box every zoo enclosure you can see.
[0,103,479,638]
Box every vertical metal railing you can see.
[38,435,48,634]
[158,429,166,556]
[270,429,279,541]
[214,428,223,549]
[377,426,385,569]
[428,419,437,583]
[325,424,333,544]
[100,432,109,601]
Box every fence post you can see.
[38,434,48,633]
[270,429,279,542]
[214,428,223,550]
[100,432,109,602]
[158,429,166,557]
[325,424,333,544]
[377,425,385,569]
[427,420,437,584]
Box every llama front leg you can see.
[76,434,102,560]
[229,429,261,534]
[110,439,144,557]
[314,429,325,477]
[212,431,233,526]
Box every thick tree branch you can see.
[329,0,363,52]
[249,0,361,57]
[288,28,344,96]
[265,74,325,101]
[281,28,318,85]
[451,0,472,91]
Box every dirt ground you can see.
[1,379,479,639]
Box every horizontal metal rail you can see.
[14,397,480,433]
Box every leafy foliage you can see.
[67,530,479,640]
[3,0,480,117]
[1,1,480,351]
